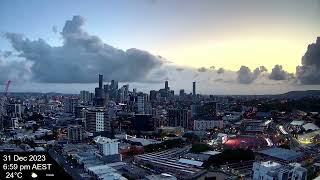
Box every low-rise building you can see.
[95,136,119,156]
[193,120,224,130]
[252,161,307,180]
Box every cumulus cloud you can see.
[0,58,32,83]
[237,66,269,84]
[237,66,255,84]
[254,66,267,74]
[217,68,224,74]
[197,67,207,72]
[269,65,292,80]
[296,37,320,84]
[4,16,164,83]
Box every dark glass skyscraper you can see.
[165,81,169,90]
[193,82,196,95]
[95,74,106,107]
[99,74,103,89]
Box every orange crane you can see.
[4,80,11,96]
[1,80,10,116]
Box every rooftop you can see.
[290,120,304,126]
[260,161,281,168]
[145,173,177,180]
[259,147,304,161]
[201,150,222,156]
[178,158,203,167]
[87,164,126,180]
[303,123,319,131]
[127,137,161,146]
[94,136,118,144]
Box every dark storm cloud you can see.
[4,16,164,83]
[217,68,225,74]
[2,51,12,58]
[237,66,266,84]
[269,65,292,80]
[253,66,267,78]
[237,66,254,84]
[296,37,320,84]
[197,67,207,72]
[0,58,32,82]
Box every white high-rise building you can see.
[95,136,119,156]
[252,161,307,180]
[96,112,105,132]
[85,108,110,133]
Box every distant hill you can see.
[278,90,320,99]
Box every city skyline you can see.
[0,0,320,95]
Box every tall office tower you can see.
[179,89,185,96]
[85,108,110,133]
[111,80,115,87]
[7,104,22,118]
[89,92,94,102]
[137,93,145,114]
[95,75,106,107]
[75,106,85,118]
[80,90,90,103]
[99,74,103,89]
[110,80,118,90]
[95,87,105,107]
[109,80,119,101]
[0,97,7,117]
[103,84,110,102]
[64,97,78,113]
[103,84,110,92]
[118,87,124,103]
[68,125,84,143]
[168,108,190,129]
[123,84,129,100]
[149,90,159,102]
[193,82,196,95]
[165,81,169,90]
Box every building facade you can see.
[193,120,224,130]
[68,125,84,143]
[85,108,110,133]
[252,161,307,180]
[168,109,190,129]
[95,136,119,156]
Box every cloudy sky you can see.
[0,0,320,95]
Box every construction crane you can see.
[4,80,11,97]
[1,80,11,117]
